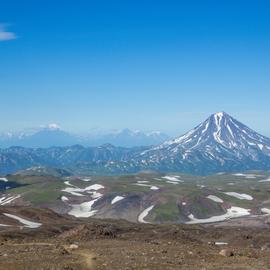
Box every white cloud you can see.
[0,24,16,41]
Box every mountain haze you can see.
[0,127,168,148]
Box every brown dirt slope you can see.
[0,207,270,269]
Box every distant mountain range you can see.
[1,112,270,175]
[0,126,169,148]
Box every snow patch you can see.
[215,242,228,246]
[138,205,155,223]
[166,181,179,185]
[68,198,100,218]
[186,206,250,224]
[259,178,270,183]
[3,213,42,229]
[111,196,125,205]
[261,208,270,215]
[0,195,21,205]
[89,191,103,199]
[62,188,85,197]
[61,196,69,202]
[64,181,75,187]
[162,176,183,182]
[62,184,104,197]
[137,180,149,183]
[207,195,224,203]
[134,183,159,190]
[134,183,151,187]
[80,177,91,182]
[232,173,260,179]
[0,223,10,227]
[84,184,105,191]
[224,192,253,200]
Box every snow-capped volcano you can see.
[163,112,270,153]
[139,112,270,174]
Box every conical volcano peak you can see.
[140,112,270,175]
[157,111,270,154]
[193,111,270,149]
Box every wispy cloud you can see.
[0,24,16,41]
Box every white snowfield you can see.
[89,191,103,199]
[186,206,250,224]
[134,183,160,191]
[0,177,8,182]
[261,208,270,215]
[61,187,85,197]
[162,176,183,182]
[3,213,42,229]
[80,177,91,182]
[224,192,253,200]
[0,195,21,205]
[138,205,155,223]
[61,196,69,202]
[259,178,270,183]
[137,180,149,183]
[68,198,100,218]
[207,195,224,203]
[64,181,75,187]
[134,183,151,187]
[233,173,248,177]
[215,242,228,246]
[166,181,179,185]
[233,173,261,179]
[0,223,10,227]
[111,196,125,205]
[62,182,105,197]
[84,184,104,191]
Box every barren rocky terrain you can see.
[1,207,270,269]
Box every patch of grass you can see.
[153,201,180,223]
[10,181,65,204]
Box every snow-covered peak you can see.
[214,111,227,118]
[47,123,61,131]
[145,112,270,159]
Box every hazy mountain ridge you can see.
[0,127,169,148]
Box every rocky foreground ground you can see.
[1,207,270,269]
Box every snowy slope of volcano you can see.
[138,112,270,174]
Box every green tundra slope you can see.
[1,170,270,225]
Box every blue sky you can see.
[1,0,270,136]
